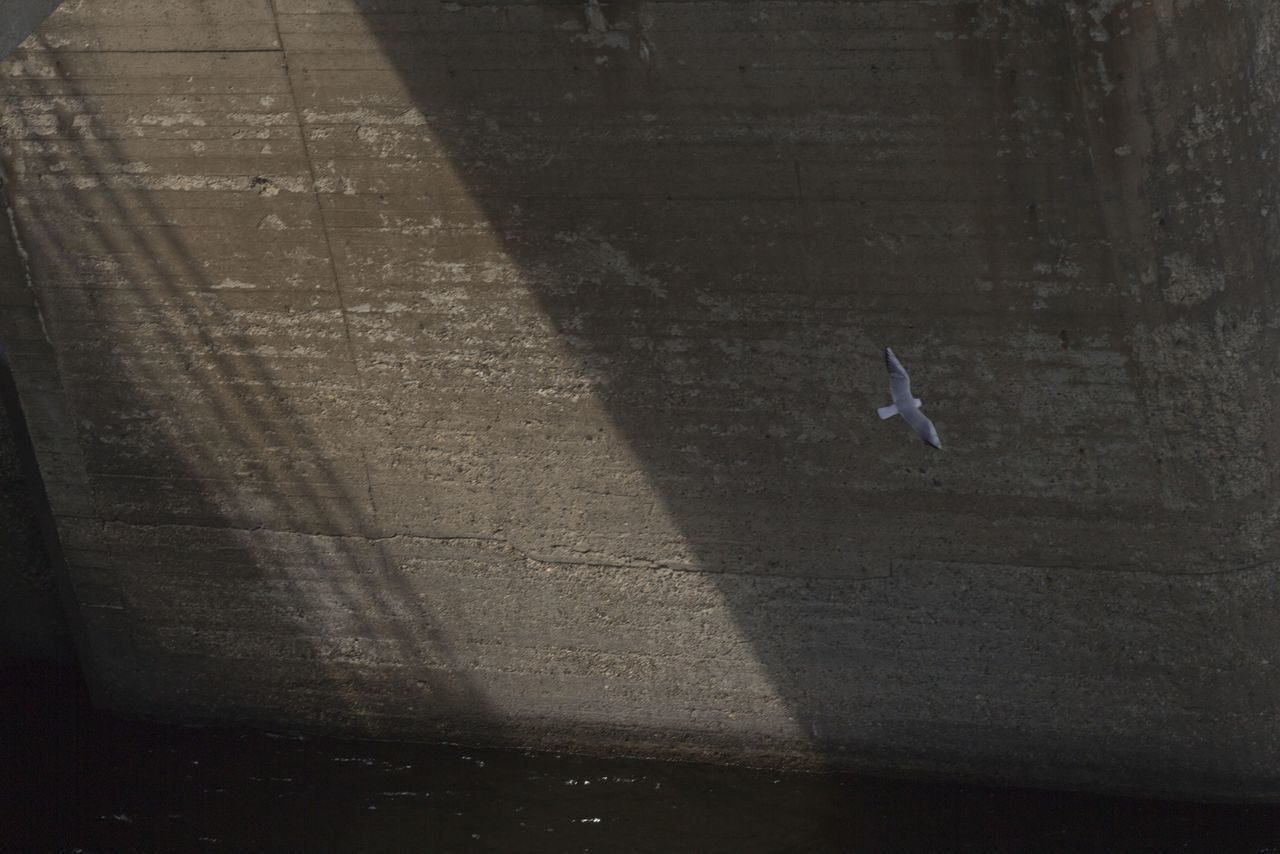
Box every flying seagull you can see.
[878,346,942,449]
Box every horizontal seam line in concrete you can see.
[61,517,1280,579]
[65,517,896,580]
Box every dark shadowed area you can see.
[0,0,63,59]
[0,344,74,664]
[6,663,1280,853]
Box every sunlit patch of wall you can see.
[0,0,812,754]
[0,3,494,737]
[267,2,815,749]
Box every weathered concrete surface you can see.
[2,0,1280,798]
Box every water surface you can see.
[6,665,1279,853]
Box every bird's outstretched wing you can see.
[900,406,942,449]
[884,347,913,405]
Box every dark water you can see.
[5,665,1280,853]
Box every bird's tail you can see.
[877,403,898,420]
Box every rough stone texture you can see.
[2,0,1279,798]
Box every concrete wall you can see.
[2,0,1279,797]
[1,0,80,664]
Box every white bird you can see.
[878,346,942,449]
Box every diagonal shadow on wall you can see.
[0,31,492,739]
[6,0,1280,807]
[321,0,1280,797]
[314,0,1072,759]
